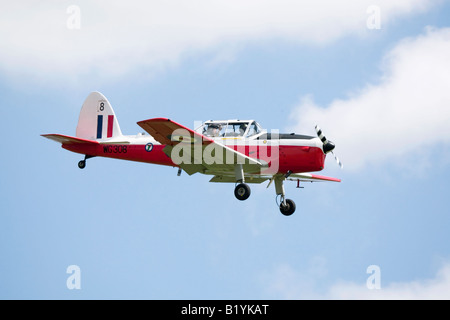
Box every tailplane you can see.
[76,91,123,140]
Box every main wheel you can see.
[234,183,251,201]
[78,160,86,169]
[279,199,296,216]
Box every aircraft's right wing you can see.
[288,173,341,183]
[137,118,265,176]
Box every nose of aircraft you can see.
[314,125,336,154]
[315,125,343,168]
[323,140,335,154]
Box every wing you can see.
[137,118,265,175]
[288,173,341,182]
[209,175,269,184]
[137,117,211,146]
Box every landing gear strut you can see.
[274,175,296,216]
[233,164,251,201]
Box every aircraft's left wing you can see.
[137,118,265,175]
[137,118,213,146]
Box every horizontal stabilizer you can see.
[41,134,99,145]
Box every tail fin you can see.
[76,91,123,140]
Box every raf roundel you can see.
[145,143,153,152]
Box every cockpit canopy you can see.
[198,120,264,138]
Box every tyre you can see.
[234,183,251,201]
[279,199,296,216]
[78,160,86,169]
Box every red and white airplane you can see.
[42,92,341,216]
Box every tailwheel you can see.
[78,160,86,169]
[279,198,296,216]
[78,155,95,169]
[234,183,251,201]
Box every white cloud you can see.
[328,263,450,299]
[0,0,438,82]
[289,27,450,171]
[261,259,328,300]
[263,261,450,299]
[265,264,317,299]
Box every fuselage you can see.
[62,133,327,174]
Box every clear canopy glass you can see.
[200,120,263,138]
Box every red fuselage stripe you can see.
[107,115,114,138]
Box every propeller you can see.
[331,151,343,169]
[315,125,343,169]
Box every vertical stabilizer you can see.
[76,92,123,140]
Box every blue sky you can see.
[1,0,450,299]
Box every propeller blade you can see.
[315,124,335,153]
[315,125,328,144]
[315,124,342,169]
[332,151,343,169]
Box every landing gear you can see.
[279,198,296,216]
[235,183,251,201]
[233,164,251,201]
[78,155,95,169]
[274,175,296,216]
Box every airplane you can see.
[42,91,341,216]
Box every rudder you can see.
[76,92,123,140]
